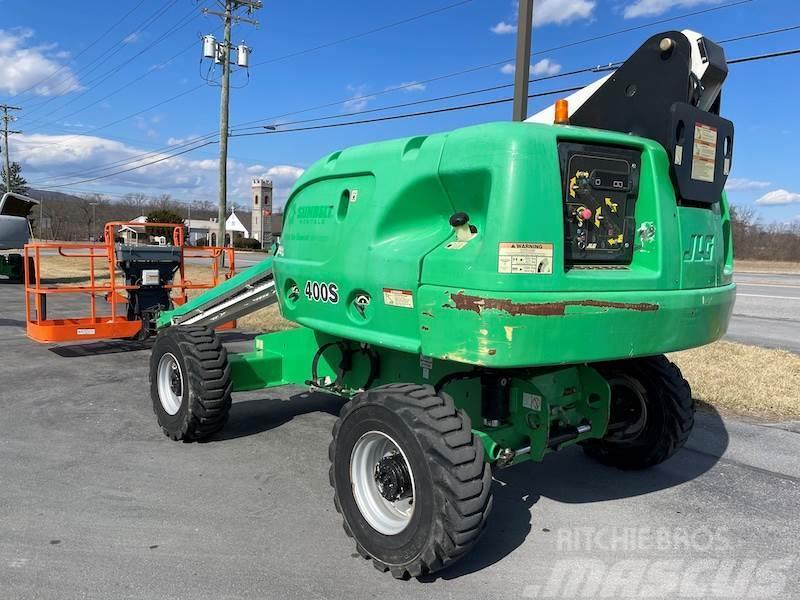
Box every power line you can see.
[21,0,756,161]
[719,23,800,44]
[227,0,760,132]
[231,64,617,134]
[250,0,478,67]
[228,86,580,138]
[14,0,148,98]
[34,140,217,189]
[728,47,800,63]
[24,5,789,188]
[25,33,205,133]
[27,41,800,190]
[28,65,602,186]
[22,0,183,117]
[24,5,200,127]
[31,42,800,190]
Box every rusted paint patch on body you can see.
[446,292,659,317]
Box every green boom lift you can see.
[148,31,736,578]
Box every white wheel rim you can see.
[157,352,184,416]
[350,431,415,536]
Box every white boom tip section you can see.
[525,74,613,124]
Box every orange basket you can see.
[24,222,235,343]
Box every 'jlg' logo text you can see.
[684,234,714,262]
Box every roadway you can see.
[7,248,800,353]
[0,280,799,599]
[729,272,800,353]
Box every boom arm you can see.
[157,256,278,329]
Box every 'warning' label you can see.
[498,242,553,274]
[691,124,717,183]
[383,288,414,308]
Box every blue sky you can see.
[2,0,799,220]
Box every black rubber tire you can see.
[149,325,232,441]
[6,253,23,283]
[582,355,694,470]
[329,383,493,579]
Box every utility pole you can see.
[512,0,534,121]
[1,104,22,192]
[201,0,261,256]
[90,201,98,241]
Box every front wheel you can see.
[582,355,694,470]
[149,325,232,441]
[329,384,493,579]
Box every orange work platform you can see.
[24,222,235,343]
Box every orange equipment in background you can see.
[24,222,235,343]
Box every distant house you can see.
[118,216,148,245]
[186,210,250,246]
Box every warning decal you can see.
[498,242,553,274]
[383,288,414,308]
[691,123,717,183]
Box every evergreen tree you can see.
[2,162,28,194]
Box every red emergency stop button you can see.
[577,207,592,221]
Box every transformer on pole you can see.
[200,1,262,257]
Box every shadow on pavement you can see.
[425,404,729,581]
[49,338,154,357]
[0,317,26,328]
[206,390,346,442]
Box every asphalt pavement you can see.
[729,272,800,353]
[0,280,799,599]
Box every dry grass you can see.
[236,304,294,332]
[36,257,800,420]
[735,259,800,274]
[669,341,800,420]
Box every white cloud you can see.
[491,0,595,34]
[167,135,201,146]
[136,115,161,139]
[755,189,800,206]
[725,178,772,191]
[123,32,141,44]
[397,81,426,92]
[500,58,562,77]
[343,84,375,112]
[623,0,723,19]
[531,58,561,76]
[0,28,81,96]
[15,132,303,210]
[535,0,595,24]
[491,21,517,34]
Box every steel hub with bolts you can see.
[156,352,184,416]
[350,431,415,535]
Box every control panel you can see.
[558,142,641,265]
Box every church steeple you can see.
[251,178,273,248]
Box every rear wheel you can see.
[5,253,24,283]
[149,325,232,441]
[329,383,492,579]
[582,355,694,470]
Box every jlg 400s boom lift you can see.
[148,31,736,578]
